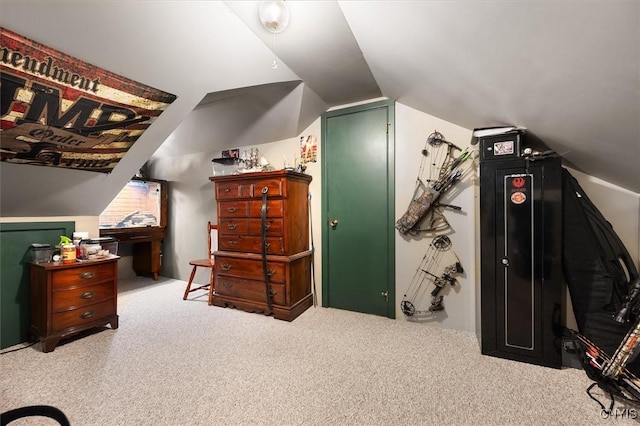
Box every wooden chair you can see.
[183,222,217,305]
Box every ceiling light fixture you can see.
[258,0,290,69]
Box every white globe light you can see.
[259,1,290,34]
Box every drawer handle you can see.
[80,291,95,299]
[264,243,271,249]
[130,235,151,240]
[267,269,276,276]
[227,207,237,213]
[228,240,238,246]
[221,263,232,271]
[80,272,95,280]
[222,282,233,288]
[224,188,230,193]
[265,223,271,230]
[227,223,237,230]
[269,289,277,296]
[80,311,94,319]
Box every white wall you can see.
[395,103,477,333]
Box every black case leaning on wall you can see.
[562,168,640,374]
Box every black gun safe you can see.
[478,130,564,368]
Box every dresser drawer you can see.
[248,218,283,236]
[52,282,115,312]
[51,299,116,331]
[216,181,252,200]
[218,235,284,254]
[219,218,283,236]
[216,256,285,283]
[52,263,115,289]
[249,200,283,217]
[218,201,249,218]
[250,178,283,198]
[219,218,249,234]
[215,276,285,306]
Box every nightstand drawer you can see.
[52,263,115,288]
[216,256,285,283]
[215,276,285,306]
[51,299,116,331]
[52,282,115,312]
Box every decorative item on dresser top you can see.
[209,170,313,321]
[29,256,120,352]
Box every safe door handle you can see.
[330,219,338,228]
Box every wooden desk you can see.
[100,228,164,280]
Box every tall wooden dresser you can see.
[209,170,313,321]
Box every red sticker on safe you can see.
[512,177,526,188]
[511,192,526,204]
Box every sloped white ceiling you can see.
[338,0,640,192]
[152,80,326,159]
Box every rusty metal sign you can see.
[0,27,177,172]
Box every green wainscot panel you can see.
[0,221,75,349]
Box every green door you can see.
[321,100,395,318]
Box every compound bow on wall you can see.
[400,235,464,316]
[395,131,473,235]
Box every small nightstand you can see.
[29,256,120,352]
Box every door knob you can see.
[381,291,389,301]
[330,219,339,228]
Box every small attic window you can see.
[99,179,162,229]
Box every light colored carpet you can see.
[0,276,634,425]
